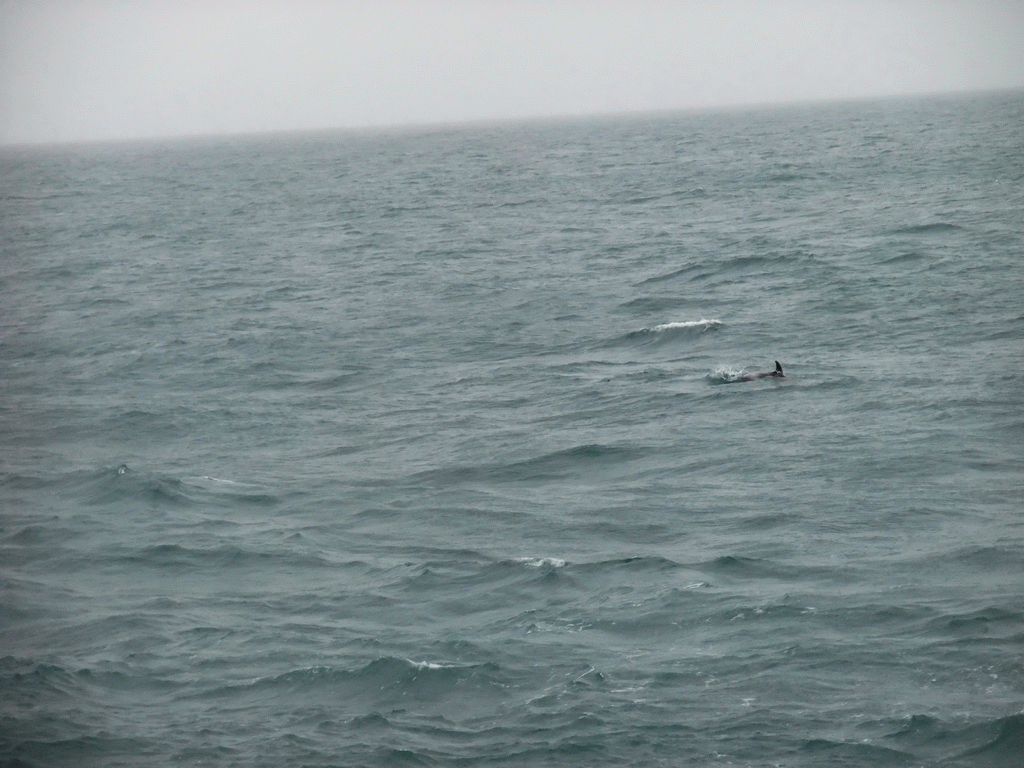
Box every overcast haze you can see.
[1,0,1023,145]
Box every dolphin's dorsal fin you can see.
[775,361,783,374]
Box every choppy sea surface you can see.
[2,90,1023,767]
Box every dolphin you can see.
[737,361,785,382]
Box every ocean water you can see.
[2,89,1023,767]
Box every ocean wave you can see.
[615,187,707,205]
[406,443,644,486]
[953,714,1024,763]
[257,369,367,392]
[196,657,509,714]
[572,555,685,574]
[616,295,686,313]
[705,365,746,384]
[886,712,1024,765]
[608,318,723,348]
[635,264,701,284]
[650,319,723,332]
[924,605,1023,637]
[798,738,914,764]
[891,222,965,235]
[513,557,568,569]
[0,658,80,697]
[702,555,795,578]
[880,250,927,265]
[395,553,576,597]
[118,542,332,571]
[42,465,283,512]
[72,465,199,508]
[632,249,814,286]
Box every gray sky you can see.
[2,0,1022,144]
